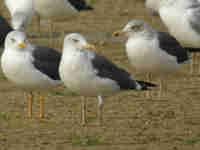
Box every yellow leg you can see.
[97,96,103,125]
[190,53,195,74]
[28,92,33,119]
[40,95,45,119]
[81,96,87,126]
[159,79,163,98]
[197,53,200,74]
[146,73,152,98]
[61,31,66,44]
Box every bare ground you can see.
[1,0,200,150]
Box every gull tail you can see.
[68,0,94,11]
[83,5,94,10]
[136,80,157,91]
[185,47,200,53]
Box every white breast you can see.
[159,6,200,47]
[126,37,180,74]
[1,49,60,90]
[59,51,120,96]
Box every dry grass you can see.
[1,0,200,150]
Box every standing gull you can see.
[0,15,12,49]
[59,33,157,125]
[1,30,62,119]
[145,0,200,73]
[145,0,200,49]
[113,20,191,97]
[34,0,93,36]
[5,0,35,30]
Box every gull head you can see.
[114,20,153,38]
[5,30,29,51]
[64,33,95,51]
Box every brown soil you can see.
[1,0,200,150]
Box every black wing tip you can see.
[136,80,157,91]
[186,47,200,53]
[81,5,94,11]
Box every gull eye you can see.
[131,25,141,30]
[10,38,16,43]
[131,26,135,30]
[72,39,79,43]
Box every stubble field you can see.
[1,0,200,150]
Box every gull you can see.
[145,0,200,73]
[34,0,93,36]
[145,0,200,49]
[5,0,35,30]
[1,30,62,119]
[113,20,191,97]
[59,33,157,125]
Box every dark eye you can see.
[10,38,16,42]
[72,39,79,43]
[131,25,140,30]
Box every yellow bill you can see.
[112,30,124,37]
[19,42,27,49]
[84,44,95,51]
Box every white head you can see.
[63,33,95,51]
[5,30,29,51]
[11,12,30,31]
[114,20,154,38]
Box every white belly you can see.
[1,50,59,90]
[160,7,200,48]
[126,38,180,74]
[59,53,120,96]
